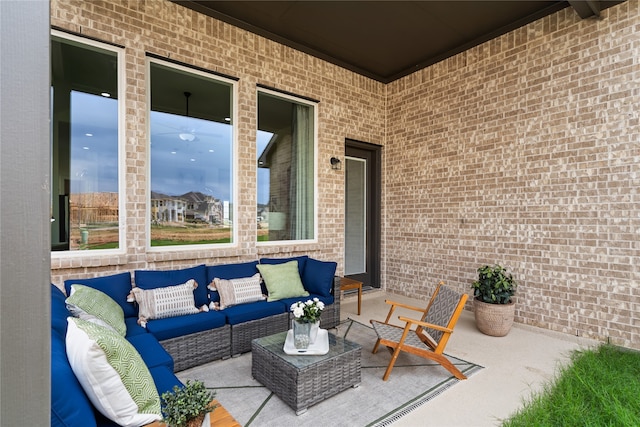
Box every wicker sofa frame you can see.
[230,312,290,356]
[160,324,231,371]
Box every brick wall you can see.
[49,0,385,283]
[385,2,640,347]
[50,0,640,348]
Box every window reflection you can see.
[51,34,120,251]
[257,91,315,242]
[149,61,234,247]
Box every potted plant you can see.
[471,264,517,337]
[160,380,216,427]
[290,298,325,348]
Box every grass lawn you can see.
[74,224,273,248]
[503,344,640,426]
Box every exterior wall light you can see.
[330,156,342,170]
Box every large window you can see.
[149,60,235,247]
[257,90,316,242]
[50,32,122,251]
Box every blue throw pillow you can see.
[134,264,208,308]
[64,272,135,318]
[302,258,337,297]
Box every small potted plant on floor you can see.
[471,264,517,337]
[160,380,216,427]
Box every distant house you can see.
[151,191,223,225]
[150,191,186,224]
[181,191,224,225]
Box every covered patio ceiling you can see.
[174,1,620,83]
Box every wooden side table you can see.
[146,399,241,427]
[340,277,363,315]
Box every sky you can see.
[150,111,233,201]
[70,92,272,204]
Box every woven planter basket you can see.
[473,298,515,337]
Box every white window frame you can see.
[50,29,126,259]
[256,87,319,246]
[146,57,239,252]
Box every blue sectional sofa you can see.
[51,283,182,427]
[51,256,339,427]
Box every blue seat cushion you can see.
[206,261,259,302]
[124,317,148,337]
[51,284,70,337]
[301,258,337,297]
[145,310,226,341]
[64,272,136,318]
[222,301,286,325]
[134,264,208,308]
[277,294,335,312]
[127,333,174,371]
[51,331,97,427]
[259,255,308,278]
[150,365,184,396]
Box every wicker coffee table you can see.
[251,330,361,415]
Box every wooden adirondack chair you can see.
[370,282,468,381]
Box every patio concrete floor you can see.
[340,290,599,426]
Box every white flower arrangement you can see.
[291,298,325,323]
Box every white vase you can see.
[309,320,320,344]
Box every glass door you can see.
[344,140,381,288]
[345,156,366,276]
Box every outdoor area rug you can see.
[177,319,483,426]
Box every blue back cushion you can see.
[207,261,259,281]
[259,256,308,278]
[51,332,97,427]
[206,261,259,302]
[51,284,70,336]
[301,258,337,297]
[134,264,208,308]
[149,365,184,396]
[127,333,174,371]
[124,317,148,338]
[63,272,135,318]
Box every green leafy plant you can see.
[160,380,216,427]
[471,264,517,304]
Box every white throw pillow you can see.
[208,273,266,310]
[127,279,201,327]
[65,317,161,427]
